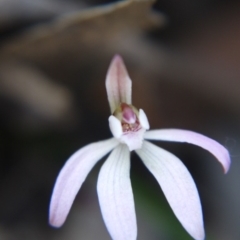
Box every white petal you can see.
[145,129,230,173]
[136,141,205,240]
[120,128,146,151]
[139,109,150,130]
[106,55,132,113]
[109,115,123,138]
[97,144,137,240]
[49,138,119,227]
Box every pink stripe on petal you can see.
[136,141,205,240]
[49,138,119,227]
[97,144,137,240]
[106,55,132,113]
[145,129,231,173]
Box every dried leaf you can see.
[2,0,165,64]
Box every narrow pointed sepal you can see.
[106,55,132,113]
[97,144,137,240]
[136,141,205,240]
[144,129,230,173]
[49,138,119,227]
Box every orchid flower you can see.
[49,55,231,240]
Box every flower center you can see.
[114,103,140,133]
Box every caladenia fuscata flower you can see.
[49,55,231,240]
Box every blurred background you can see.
[0,0,239,239]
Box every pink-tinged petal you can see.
[136,141,205,240]
[145,129,230,173]
[49,138,119,227]
[106,55,132,113]
[97,144,137,240]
